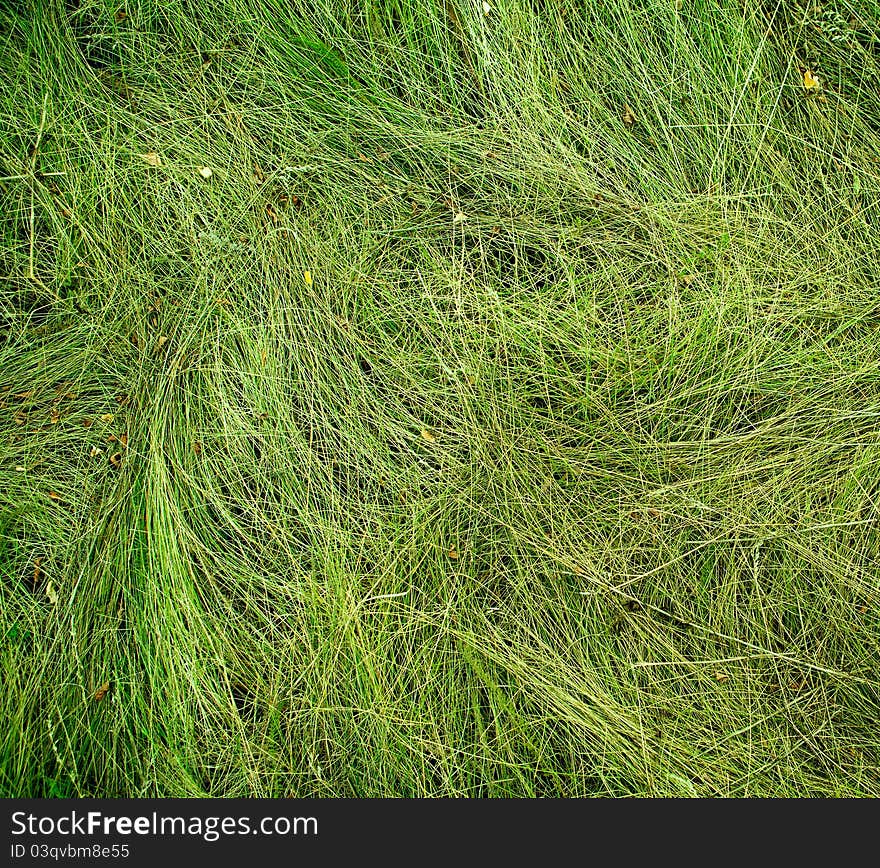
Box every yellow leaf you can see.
[303,270,313,286]
[46,580,58,606]
[803,69,820,91]
[140,152,161,167]
[622,104,636,126]
[420,428,435,442]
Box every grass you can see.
[1,0,880,797]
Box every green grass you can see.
[1,0,880,797]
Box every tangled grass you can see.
[1,0,880,795]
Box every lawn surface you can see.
[2,0,880,796]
